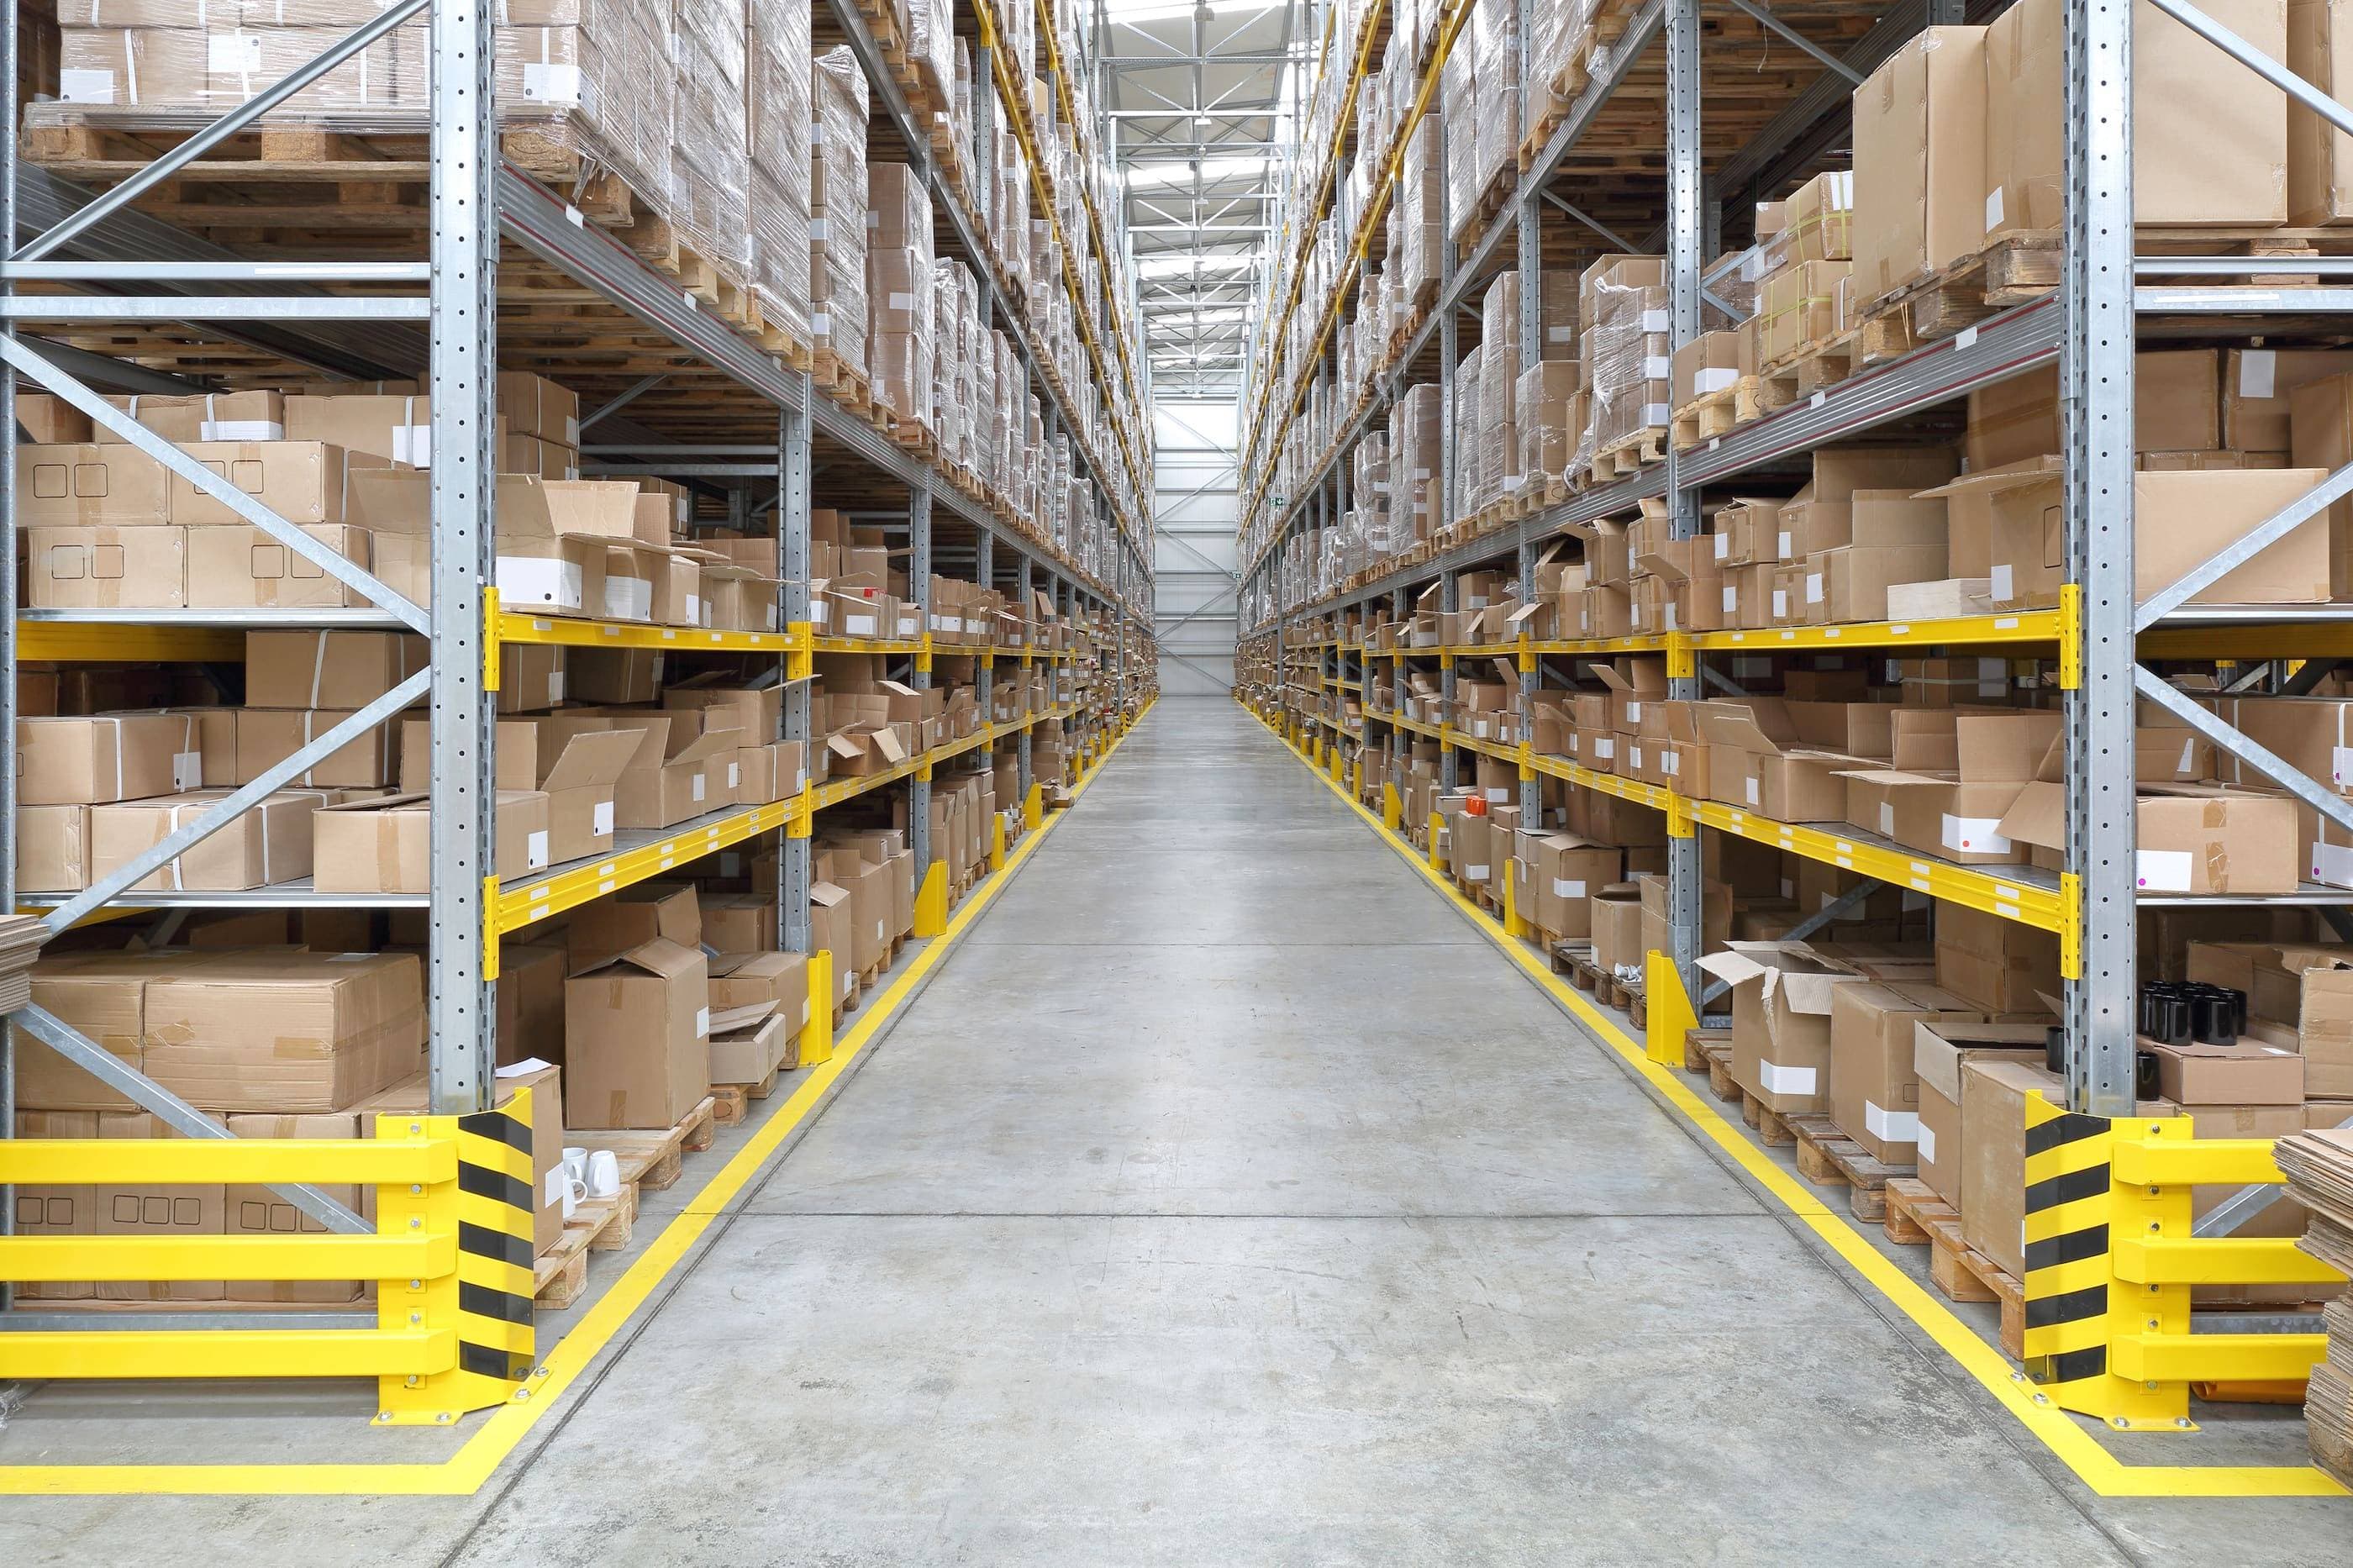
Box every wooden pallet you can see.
[710,1063,782,1128]
[532,1096,718,1310]
[1670,387,1740,450]
[1851,232,2064,359]
[1739,1090,1796,1148]
[1782,1113,1913,1223]
[813,350,874,415]
[1589,426,1665,483]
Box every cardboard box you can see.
[17,803,92,892]
[1850,25,1988,303]
[536,729,636,863]
[187,523,375,610]
[1961,1059,2169,1277]
[234,708,395,788]
[707,1003,786,1087]
[1828,981,1986,1161]
[564,938,710,1129]
[245,629,426,710]
[1696,941,1874,1114]
[18,713,201,803]
[494,940,567,1068]
[90,788,327,892]
[311,788,551,892]
[1913,1020,2050,1206]
[2144,1038,2306,1105]
[1935,900,2061,1013]
[708,951,809,1022]
[567,885,701,976]
[94,1110,225,1302]
[11,1109,97,1299]
[139,951,424,1113]
[7,953,185,1112]
[1998,781,2301,894]
[223,1110,366,1304]
[24,524,188,609]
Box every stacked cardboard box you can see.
[813,45,872,380]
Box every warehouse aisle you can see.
[431,697,2146,1564]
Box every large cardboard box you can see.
[1828,981,1986,1162]
[536,729,637,863]
[18,713,198,803]
[139,951,425,1113]
[234,708,395,789]
[1998,781,2301,895]
[311,789,551,892]
[1519,832,1620,939]
[90,788,327,892]
[1982,467,2335,611]
[245,629,426,710]
[94,1111,226,1302]
[1913,1021,2050,1206]
[2187,940,2353,1095]
[223,1110,366,1304]
[708,1004,787,1087]
[495,940,568,1069]
[24,524,188,609]
[1696,942,1880,1114]
[568,885,701,976]
[1850,26,1988,303]
[11,1108,99,1299]
[700,894,779,955]
[1986,0,2289,232]
[708,951,809,1021]
[1589,882,1645,981]
[186,523,375,611]
[2144,1039,2305,1105]
[1961,1058,2170,1277]
[564,939,710,1130]
[1935,899,2061,1013]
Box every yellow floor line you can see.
[0,706,1153,1498]
[1246,703,2345,1502]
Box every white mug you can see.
[585,1150,622,1199]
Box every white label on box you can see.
[2241,348,2277,400]
[210,34,264,73]
[526,829,550,870]
[1645,401,1672,426]
[1696,367,1737,395]
[1989,563,2013,602]
[1594,737,1613,760]
[687,593,703,626]
[391,424,433,466]
[1771,590,1787,618]
[1713,533,1729,560]
[1776,529,1792,560]
[1625,701,1642,723]
[795,769,808,792]
[1628,745,1645,770]
[1941,813,2009,855]
[1865,1102,1919,1144]
[1915,1123,1936,1164]
[1756,1060,1816,1097]
[1553,878,1587,899]
[1644,355,1672,381]
[172,750,203,792]
[592,801,614,836]
[2314,838,2353,887]
[523,61,586,104]
[60,68,115,103]
[888,292,917,312]
[1664,750,1681,776]
[1954,326,1977,351]
[728,762,741,789]
[692,774,708,803]
[548,671,566,702]
[1641,308,1671,334]
[1983,187,2004,231]
[845,612,879,636]
[1487,787,1510,803]
[1879,801,1896,837]
[603,577,652,619]
[1806,572,1824,605]
[200,420,283,442]
[694,1007,711,1038]
[1464,863,1491,880]
[2135,848,2192,892]
[1548,325,1574,343]
[496,555,585,610]
[2331,745,2353,785]
[1745,776,1760,807]
[1722,585,1738,613]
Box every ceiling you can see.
[1093,0,1308,403]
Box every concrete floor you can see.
[5,696,2352,1564]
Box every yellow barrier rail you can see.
[0,1091,542,1426]
[2022,1102,2342,1431]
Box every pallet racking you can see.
[1232,0,2353,1443]
[0,0,1154,1414]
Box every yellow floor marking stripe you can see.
[1250,707,2345,1502]
[0,708,1151,1497]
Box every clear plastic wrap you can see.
[866,161,933,422]
[1581,258,1671,468]
[59,19,423,112]
[1393,382,1442,545]
[1453,346,1484,515]
[1472,0,1520,213]
[906,0,951,106]
[746,0,813,345]
[1399,113,1445,306]
[670,0,749,291]
[1479,271,1521,502]
[812,45,871,377]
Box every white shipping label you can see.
[845,613,879,636]
[210,34,263,73]
[1806,572,1824,604]
[1983,187,2004,230]
[1594,737,1614,760]
[1464,864,1491,881]
[687,594,703,626]
[2314,838,2353,887]
[1624,701,1642,723]
[1722,585,1739,613]
[694,1007,711,1039]
[2240,347,2277,400]
[1548,325,1575,343]
[888,291,917,311]
[2332,744,2353,784]
[1941,813,2009,855]
[1663,750,1681,776]
[1629,745,1645,769]
[1865,1102,1919,1143]
[1643,355,1672,381]
[1713,533,1729,560]
[592,801,615,836]
[1641,308,1671,333]
[1696,367,1737,394]
[390,424,434,467]
[1880,801,1896,838]
[1756,1060,1817,1097]
[59,68,115,103]
[548,671,566,702]
[1777,529,1792,560]
[1989,563,2013,601]
[1553,878,1587,899]
[603,578,652,619]
[1915,1123,1936,1165]
[526,830,550,870]
[1644,402,1672,426]
[1487,787,1510,802]
[1771,590,1787,618]
[2135,848,2193,892]
[172,750,203,792]
[523,61,586,104]
[728,762,741,789]
[692,774,708,802]
[1745,776,1760,807]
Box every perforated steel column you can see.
[1661,0,1703,1005]
[782,397,813,955]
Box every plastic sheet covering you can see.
[1452,346,1484,515]
[670,0,750,290]
[1584,259,1671,463]
[746,0,813,345]
[812,45,871,377]
[1480,271,1521,502]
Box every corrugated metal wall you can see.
[1152,402,1240,696]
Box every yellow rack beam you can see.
[0,1232,454,1282]
[16,621,248,662]
[0,1138,452,1186]
[0,1329,455,1381]
[497,613,805,655]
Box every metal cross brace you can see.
[1699,879,1885,1008]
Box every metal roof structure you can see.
[1095,0,1308,399]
